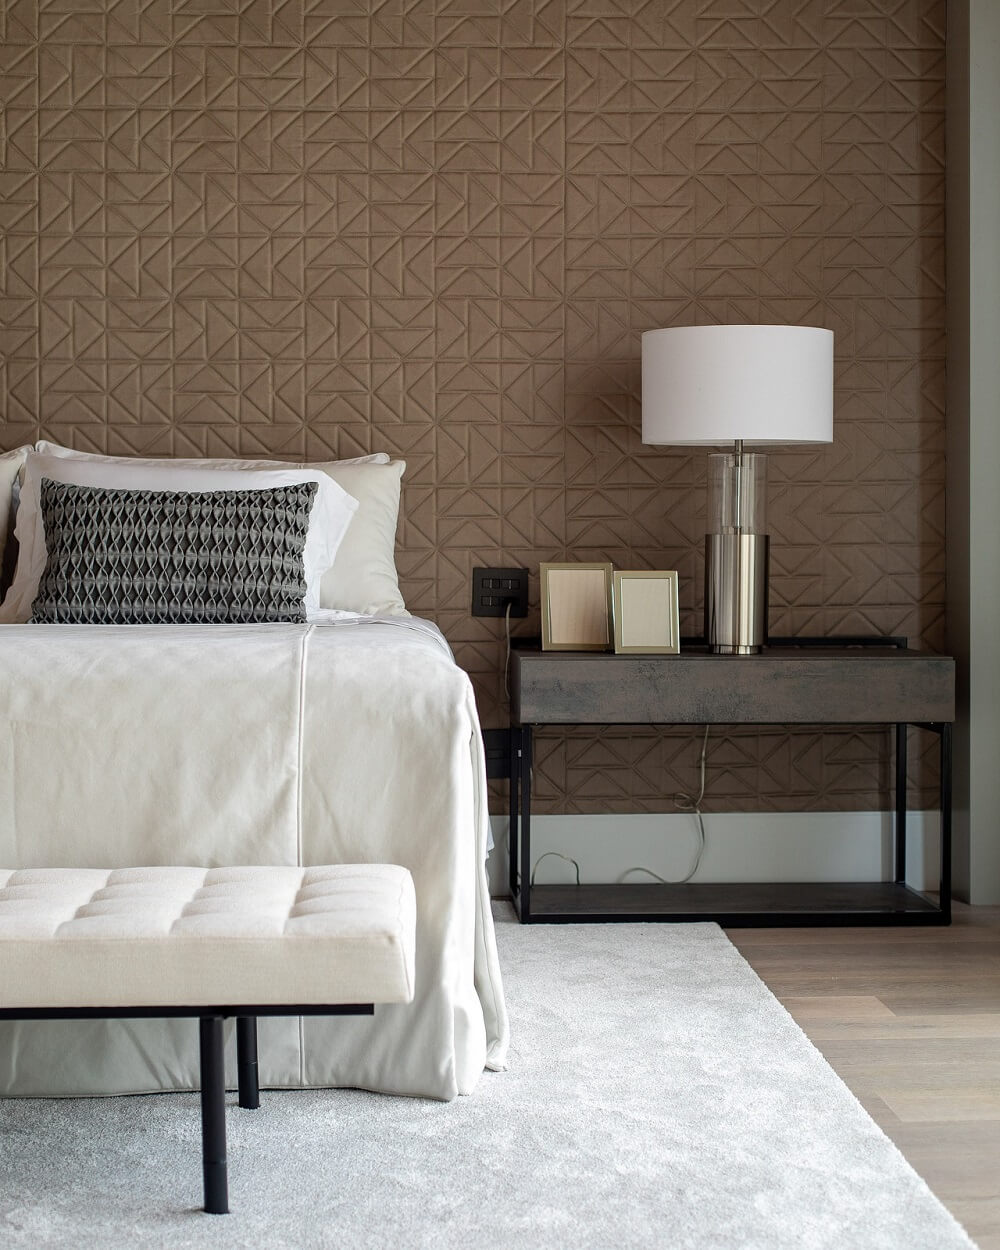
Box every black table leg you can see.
[509,726,520,899]
[236,1016,260,1110]
[895,723,907,883]
[939,721,953,923]
[199,1015,229,1215]
[520,725,532,923]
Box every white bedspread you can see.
[0,614,508,1100]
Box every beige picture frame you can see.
[612,570,681,655]
[540,562,613,652]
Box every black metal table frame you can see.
[507,637,953,927]
[0,1002,373,1215]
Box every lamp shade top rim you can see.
[642,324,832,337]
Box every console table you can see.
[508,642,955,926]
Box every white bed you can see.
[0,612,508,1100]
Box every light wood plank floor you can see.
[727,903,1000,1250]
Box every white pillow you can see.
[0,452,358,623]
[0,446,30,572]
[35,443,389,474]
[33,442,407,617]
[312,459,406,615]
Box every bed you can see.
[0,445,509,1101]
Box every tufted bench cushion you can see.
[0,863,417,1216]
[0,864,415,1010]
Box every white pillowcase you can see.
[0,446,30,573]
[0,451,359,623]
[312,458,407,615]
[32,442,407,617]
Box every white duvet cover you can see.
[0,614,508,1100]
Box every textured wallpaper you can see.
[0,1,946,811]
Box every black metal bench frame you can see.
[0,1003,374,1215]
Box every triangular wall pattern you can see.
[0,1,946,812]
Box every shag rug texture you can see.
[0,906,977,1249]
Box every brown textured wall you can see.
[0,2,946,812]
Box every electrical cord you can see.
[503,598,709,889]
[618,724,711,885]
[522,729,711,890]
[530,851,581,886]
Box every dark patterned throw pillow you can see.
[31,478,318,625]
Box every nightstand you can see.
[508,640,955,926]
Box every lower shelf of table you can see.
[513,881,947,926]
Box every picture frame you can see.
[612,570,680,655]
[540,562,613,652]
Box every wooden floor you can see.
[728,903,1000,1250]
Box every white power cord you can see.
[530,851,581,886]
[618,724,711,885]
[506,602,709,889]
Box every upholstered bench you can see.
[0,864,416,1215]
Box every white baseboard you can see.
[486,811,942,897]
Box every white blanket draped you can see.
[0,615,508,1100]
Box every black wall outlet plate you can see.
[472,567,529,617]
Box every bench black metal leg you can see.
[199,1015,229,1215]
[236,1015,260,1110]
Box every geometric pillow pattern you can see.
[32,479,316,625]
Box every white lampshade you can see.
[641,324,834,446]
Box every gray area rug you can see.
[0,907,977,1249]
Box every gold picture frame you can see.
[612,570,680,655]
[540,562,613,652]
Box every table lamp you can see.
[641,324,834,654]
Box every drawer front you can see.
[512,653,956,726]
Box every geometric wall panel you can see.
[0,1,946,811]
